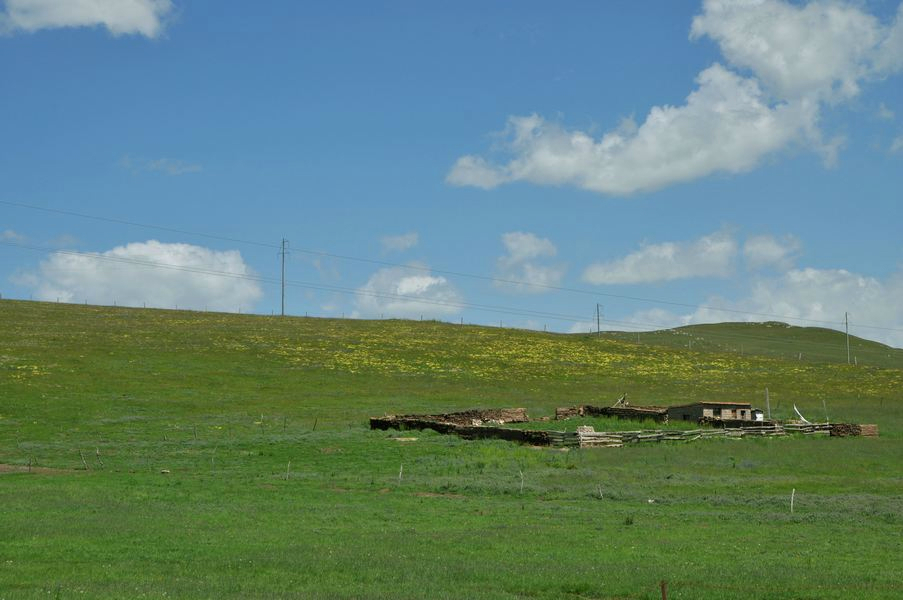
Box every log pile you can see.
[554,406,582,419]
[859,424,879,437]
[830,423,879,437]
[783,423,832,435]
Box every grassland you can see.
[1,299,901,599]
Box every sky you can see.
[1,0,903,347]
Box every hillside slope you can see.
[605,321,903,368]
[1,299,902,599]
[2,299,900,428]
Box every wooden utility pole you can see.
[845,312,851,364]
[596,303,602,337]
[279,238,289,316]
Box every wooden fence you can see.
[371,412,877,449]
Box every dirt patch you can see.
[392,437,418,442]
[0,463,74,475]
[319,447,343,454]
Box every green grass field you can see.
[1,300,901,599]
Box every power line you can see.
[5,239,901,355]
[0,241,591,323]
[3,198,902,333]
[0,199,277,249]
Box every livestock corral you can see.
[371,402,879,448]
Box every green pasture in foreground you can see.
[1,300,901,599]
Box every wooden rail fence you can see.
[371,411,877,448]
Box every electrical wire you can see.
[0,241,591,323]
[3,198,902,334]
[5,240,901,357]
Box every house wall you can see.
[667,405,705,422]
[667,404,754,422]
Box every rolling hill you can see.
[1,299,901,598]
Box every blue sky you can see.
[1,0,902,347]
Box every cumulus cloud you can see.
[448,0,903,196]
[622,266,903,348]
[495,231,565,293]
[583,231,737,285]
[878,3,903,74]
[0,0,173,38]
[354,264,462,319]
[448,66,818,195]
[691,0,902,102]
[380,232,419,253]
[14,240,262,312]
[743,234,800,271]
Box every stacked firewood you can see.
[830,423,879,437]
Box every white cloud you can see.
[495,231,565,293]
[120,155,202,176]
[0,0,173,38]
[14,240,262,312]
[380,232,419,253]
[891,136,903,153]
[877,102,895,121]
[354,264,462,319]
[690,0,901,102]
[873,2,903,75]
[743,234,800,271]
[449,0,903,196]
[499,231,555,263]
[448,65,820,195]
[1,229,26,242]
[583,231,737,285]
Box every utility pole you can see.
[845,312,851,365]
[596,303,603,337]
[279,238,289,316]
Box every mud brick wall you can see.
[556,405,668,423]
[432,408,529,425]
[369,412,551,446]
